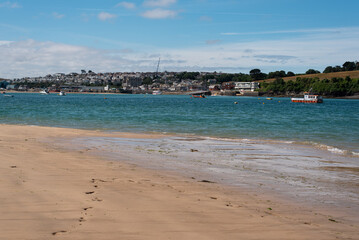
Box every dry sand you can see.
[0,124,358,240]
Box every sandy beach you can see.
[0,124,358,240]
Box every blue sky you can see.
[1,0,359,78]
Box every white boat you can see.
[291,92,323,103]
[40,89,50,95]
[59,91,66,96]
[152,90,162,95]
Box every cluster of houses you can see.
[1,71,260,95]
[209,82,259,95]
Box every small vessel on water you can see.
[2,91,14,97]
[40,89,50,95]
[192,94,206,98]
[152,90,162,95]
[291,92,323,103]
[59,91,66,96]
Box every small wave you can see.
[278,140,358,157]
[168,133,358,157]
[310,142,359,157]
[326,146,347,155]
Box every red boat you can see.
[291,92,323,103]
[192,94,206,98]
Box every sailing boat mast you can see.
[155,57,160,80]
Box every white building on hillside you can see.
[234,82,259,92]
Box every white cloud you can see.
[0,40,13,45]
[0,40,140,78]
[0,1,21,8]
[141,8,177,19]
[98,12,117,21]
[1,28,359,78]
[116,1,136,9]
[160,28,359,73]
[52,12,65,19]
[143,0,176,7]
[221,27,350,36]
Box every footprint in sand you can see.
[52,230,67,236]
[82,207,93,216]
[91,178,107,183]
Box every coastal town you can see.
[1,62,358,97]
[1,70,260,96]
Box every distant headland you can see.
[1,61,359,98]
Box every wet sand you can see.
[57,135,359,218]
[0,124,358,239]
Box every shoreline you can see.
[1,124,358,239]
[3,90,359,99]
[1,122,357,158]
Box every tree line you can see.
[259,77,359,97]
[173,60,358,82]
[323,61,359,73]
[249,61,358,80]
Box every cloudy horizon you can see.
[1,0,358,79]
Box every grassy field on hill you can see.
[257,70,359,83]
[258,70,359,97]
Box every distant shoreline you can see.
[3,90,359,99]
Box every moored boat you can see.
[152,90,162,95]
[192,94,206,98]
[59,91,66,96]
[291,92,323,103]
[40,89,50,95]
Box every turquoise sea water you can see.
[1,93,358,154]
